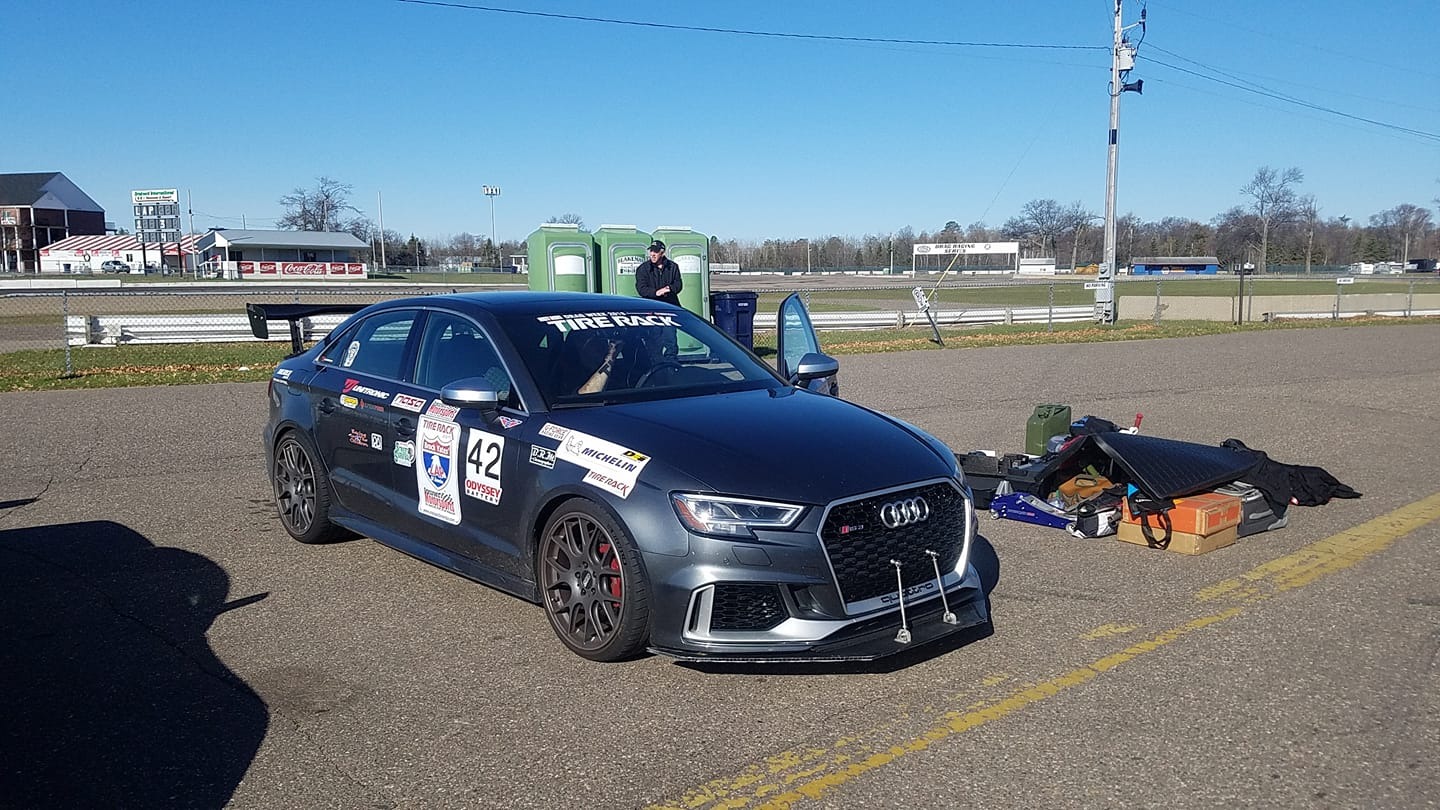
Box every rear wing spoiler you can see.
[246,302,369,355]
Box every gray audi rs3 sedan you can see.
[252,291,990,662]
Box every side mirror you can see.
[794,352,839,384]
[440,377,500,411]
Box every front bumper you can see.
[640,477,987,662]
[648,568,990,662]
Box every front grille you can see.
[820,482,968,606]
[709,583,788,631]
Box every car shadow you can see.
[679,535,1000,676]
[0,521,269,808]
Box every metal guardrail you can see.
[1264,308,1440,322]
[54,305,1097,346]
[753,305,1093,330]
[65,314,352,346]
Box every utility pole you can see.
[1099,0,1144,323]
[483,185,501,268]
[377,191,387,269]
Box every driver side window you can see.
[414,312,514,405]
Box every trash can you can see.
[711,290,758,349]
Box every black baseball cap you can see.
[648,240,666,252]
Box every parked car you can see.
[251,292,989,662]
[100,260,131,273]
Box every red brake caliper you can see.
[599,542,622,597]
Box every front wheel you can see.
[271,431,346,544]
[537,499,651,661]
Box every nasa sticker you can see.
[342,340,361,367]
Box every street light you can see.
[482,185,501,268]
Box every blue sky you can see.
[10,1,1439,243]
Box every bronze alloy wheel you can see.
[538,500,650,661]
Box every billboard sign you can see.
[131,189,179,204]
[912,242,1020,256]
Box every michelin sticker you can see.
[536,311,680,335]
[393,440,415,467]
[416,415,462,525]
[555,430,650,499]
[343,340,360,367]
[463,428,505,505]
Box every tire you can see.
[271,430,346,544]
[537,498,651,662]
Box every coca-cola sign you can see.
[280,262,329,276]
[238,261,256,274]
[260,262,278,274]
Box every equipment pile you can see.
[960,405,1361,555]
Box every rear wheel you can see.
[537,499,651,661]
[272,431,346,544]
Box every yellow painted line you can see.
[651,493,1440,810]
[1081,622,1138,640]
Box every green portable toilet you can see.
[594,225,652,299]
[649,226,709,317]
[525,223,597,293]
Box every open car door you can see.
[774,293,840,396]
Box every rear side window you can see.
[319,310,417,379]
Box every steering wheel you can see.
[635,361,682,387]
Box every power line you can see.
[392,0,1107,51]
[1147,43,1440,117]
[1143,55,1440,143]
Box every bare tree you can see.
[278,176,367,234]
[1239,166,1304,274]
[1299,195,1319,274]
[546,213,585,228]
[1003,199,1071,257]
[1061,201,1099,271]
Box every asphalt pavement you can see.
[1,323,1437,809]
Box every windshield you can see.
[495,306,783,407]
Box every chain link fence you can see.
[3,276,1438,376]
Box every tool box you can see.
[1118,491,1243,554]
[1121,491,1242,536]
[1116,522,1239,555]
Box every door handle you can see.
[395,417,416,438]
[319,398,337,414]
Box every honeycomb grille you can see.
[709,583,788,632]
[820,482,967,606]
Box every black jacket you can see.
[635,258,682,307]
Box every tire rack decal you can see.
[416,415,461,524]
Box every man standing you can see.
[635,240,682,307]
[634,239,683,362]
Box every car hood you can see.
[544,387,955,503]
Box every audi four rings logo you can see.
[879,497,930,529]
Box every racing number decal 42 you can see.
[464,429,505,505]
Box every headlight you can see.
[671,493,805,538]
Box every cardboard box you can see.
[1121,491,1241,536]
[1117,522,1238,555]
